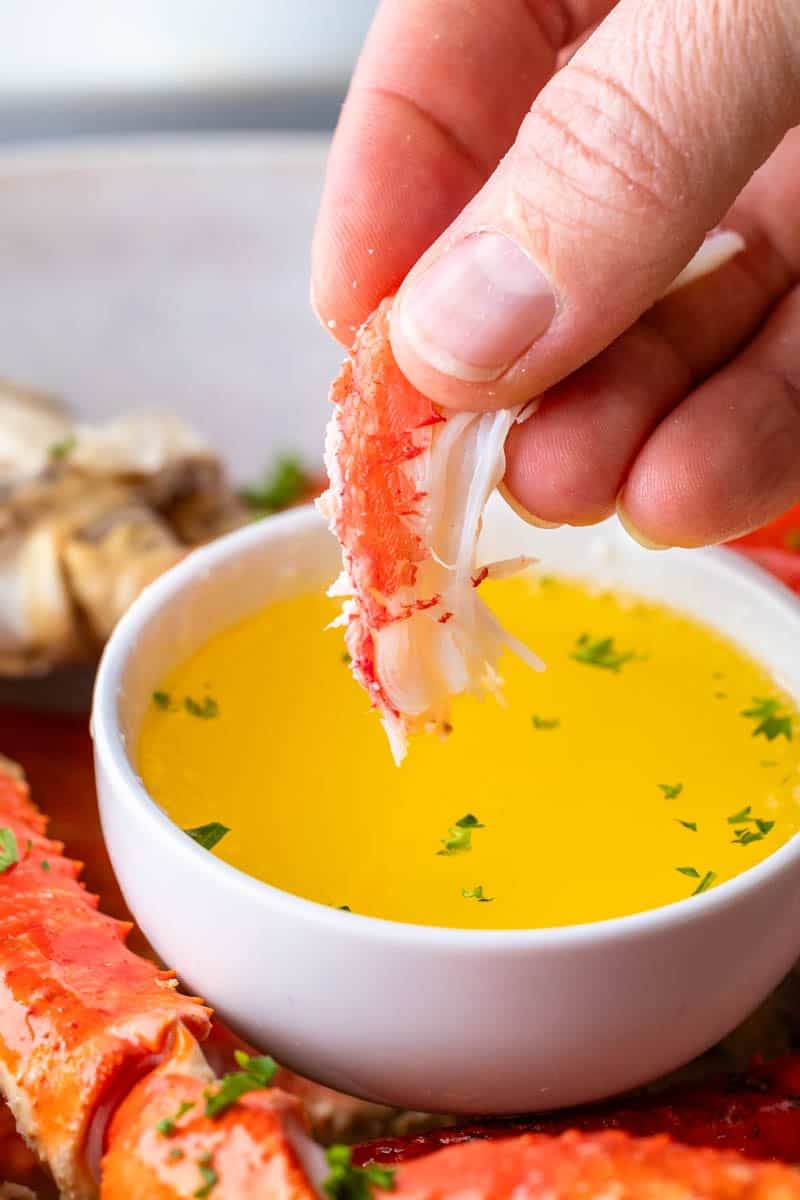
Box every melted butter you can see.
[138,574,800,929]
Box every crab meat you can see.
[318,299,541,763]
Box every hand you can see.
[312,0,800,548]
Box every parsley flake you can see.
[48,434,77,460]
[241,455,309,516]
[40,860,50,872]
[0,828,19,874]
[184,823,230,851]
[462,885,494,903]
[156,1100,194,1137]
[323,1144,396,1200]
[168,1147,185,1162]
[194,1153,218,1198]
[184,695,219,720]
[338,905,351,912]
[659,782,683,800]
[342,653,352,665]
[732,829,763,846]
[692,870,717,896]
[204,1052,277,1119]
[727,805,752,824]
[676,820,697,832]
[153,690,173,710]
[437,814,484,856]
[572,634,636,672]
[756,819,776,835]
[742,697,793,742]
[676,866,700,878]
[532,715,560,730]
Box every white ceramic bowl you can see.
[93,501,800,1114]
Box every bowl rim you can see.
[93,503,800,951]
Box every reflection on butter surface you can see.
[138,574,800,929]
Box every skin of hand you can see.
[311,0,800,549]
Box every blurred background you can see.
[0,1,376,142]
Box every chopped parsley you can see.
[338,905,352,912]
[462,885,493,903]
[437,814,484,855]
[659,782,683,800]
[184,695,219,720]
[727,805,752,824]
[153,690,173,710]
[676,866,700,878]
[48,434,77,459]
[168,1147,185,1162]
[676,820,697,832]
[40,860,50,872]
[572,634,636,672]
[742,697,793,742]
[156,1100,195,1137]
[241,455,309,516]
[455,813,484,829]
[323,1144,396,1200]
[0,828,19,874]
[532,715,560,731]
[692,870,717,896]
[726,807,776,846]
[184,822,230,851]
[204,1051,277,1119]
[342,653,352,666]
[194,1153,218,1198]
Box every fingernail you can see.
[498,483,562,529]
[399,232,556,382]
[616,499,669,551]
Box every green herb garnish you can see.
[0,828,19,874]
[204,1051,277,1119]
[462,885,493,903]
[532,715,560,730]
[48,434,77,459]
[732,829,764,846]
[184,695,219,720]
[342,653,352,666]
[756,819,775,835]
[676,866,700,878]
[153,690,173,710]
[184,823,230,851]
[338,905,351,912]
[194,1153,218,1198]
[168,1147,185,1162]
[156,1100,195,1137]
[727,806,752,824]
[692,870,717,895]
[572,634,636,672]
[40,860,50,872]
[437,814,484,855]
[323,1144,396,1200]
[241,455,309,515]
[742,697,793,742]
[676,820,697,832]
[659,782,683,799]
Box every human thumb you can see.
[390,0,800,410]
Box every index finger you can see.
[311,0,616,344]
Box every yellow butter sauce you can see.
[138,574,800,929]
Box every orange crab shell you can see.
[0,765,211,1198]
[389,1129,800,1200]
[101,1024,320,1200]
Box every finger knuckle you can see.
[518,62,690,229]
